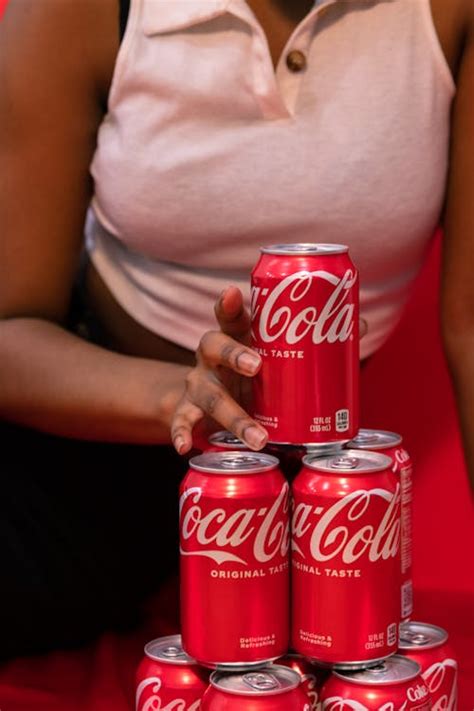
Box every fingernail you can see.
[245,427,267,450]
[218,287,230,308]
[238,352,261,374]
[174,436,185,454]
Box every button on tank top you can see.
[86,0,455,359]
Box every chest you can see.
[246,0,465,79]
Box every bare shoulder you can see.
[1,0,118,101]
[0,0,119,323]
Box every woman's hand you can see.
[171,287,268,455]
[171,286,369,456]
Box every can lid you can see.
[303,449,393,474]
[208,431,247,450]
[335,656,421,686]
[260,243,348,256]
[190,451,279,474]
[347,429,402,450]
[399,621,448,650]
[305,442,346,457]
[144,635,196,665]
[210,666,301,696]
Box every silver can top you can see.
[208,431,247,450]
[260,243,348,256]
[335,656,421,685]
[347,429,402,450]
[305,442,346,457]
[190,451,279,474]
[303,449,393,474]
[144,635,196,665]
[210,666,301,696]
[399,621,448,650]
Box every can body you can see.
[291,451,401,667]
[399,622,458,710]
[201,667,310,710]
[135,636,209,711]
[347,429,413,620]
[251,244,359,446]
[321,669,432,710]
[278,654,329,711]
[180,452,290,667]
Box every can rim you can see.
[347,429,403,450]
[189,451,280,474]
[144,635,196,665]
[334,656,422,686]
[398,621,449,650]
[260,243,349,256]
[208,431,247,449]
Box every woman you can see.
[0,0,472,658]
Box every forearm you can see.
[0,318,190,443]
[443,330,474,490]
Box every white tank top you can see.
[86,0,455,359]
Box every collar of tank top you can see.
[142,0,354,36]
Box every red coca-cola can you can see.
[398,621,458,710]
[251,243,359,446]
[135,635,209,711]
[292,450,401,668]
[347,429,413,621]
[278,654,330,710]
[320,656,432,709]
[201,666,310,710]
[180,451,290,668]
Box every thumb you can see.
[215,286,251,342]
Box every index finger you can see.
[215,286,251,342]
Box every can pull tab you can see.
[243,673,280,691]
[370,663,388,675]
[162,646,181,659]
[400,632,429,646]
[353,433,378,445]
[221,454,260,469]
[331,456,359,470]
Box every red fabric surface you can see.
[0,234,472,710]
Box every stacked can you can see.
[135,635,209,711]
[135,244,457,709]
[399,621,458,710]
[347,429,413,621]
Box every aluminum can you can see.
[201,666,311,710]
[278,654,330,710]
[347,429,413,621]
[135,635,209,711]
[320,656,432,709]
[251,244,359,446]
[398,621,457,710]
[292,450,401,667]
[180,451,290,668]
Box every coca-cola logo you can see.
[423,659,458,711]
[292,486,400,564]
[394,449,411,466]
[302,673,321,711]
[407,683,429,702]
[322,699,408,711]
[180,484,290,565]
[135,677,200,711]
[251,269,357,345]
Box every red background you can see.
[0,234,472,709]
[0,0,472,699]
